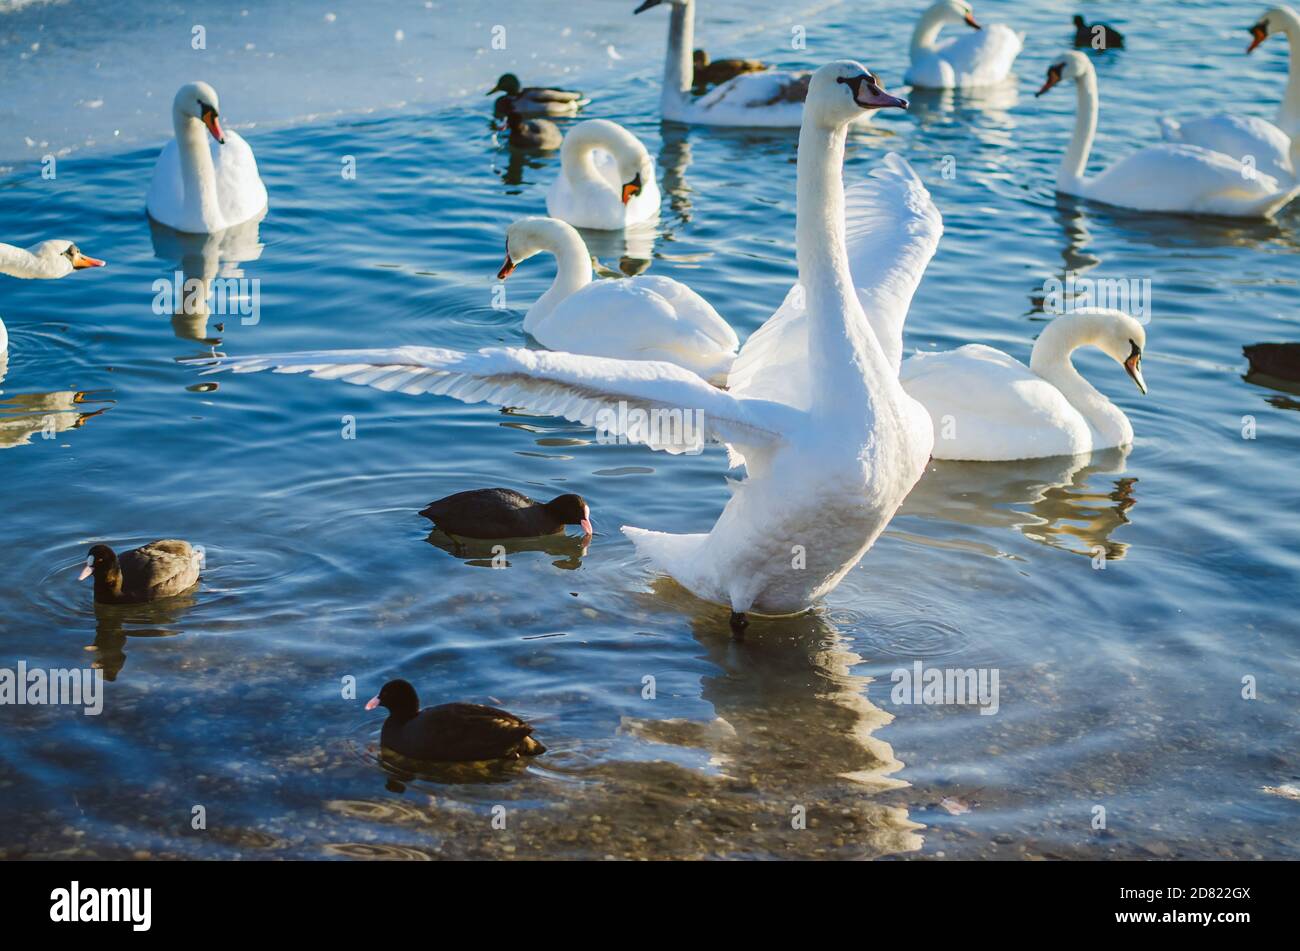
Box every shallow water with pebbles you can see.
[1,0,1298,859]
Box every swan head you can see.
[174,81,224,144]
[487,73,522,96]
[927,0,982,30]
[1085,310,1148,395]
[632,0,686,14]
[1247,9,1290,53]
[498,217,583,280]
[26,240,106,278]
[1035,51,1092,96]
[806,61,908,128]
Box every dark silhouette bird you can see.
[1245,343,1300,382]
[487,73,586,118]
[78,539,201,604]
[420,488,592,539]
[366,679,546,762]
[692,49,768,90]
[1073,15,1124,49]
[502,110,563,150]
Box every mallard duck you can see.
[487,73,587,117]
[78,539,201,604]
[365,679,546,762]
[1073,14,1125,49]
[503,111,563,150]
[692,49,768,90]
[420,488,592,538]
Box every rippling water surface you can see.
[1,0,1298,859]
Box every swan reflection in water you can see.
[86,594,197,681]
[0,353,114,449]
[335,586,921,859]
[902,445,1137,561]
[149,215,263,344]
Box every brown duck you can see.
[78,539,201,604]
[693,49,768,90]
[366,679,546,762]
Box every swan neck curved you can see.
[173,106,221,229]
[1030,317,1131,444]
[561,122,641,191]
[1276,9,1300,133]
[523,226,593,334]
[796,120,890,407]
[910,7,947,58]
[1061,72,1098,192]
[661,0,695,116]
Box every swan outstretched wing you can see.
[195,345,787,457]
[729,152,943,409]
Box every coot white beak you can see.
[77,556,94,581]
[580,505,593,537]
[365,695,381,710]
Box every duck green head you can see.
[487,73,521,96]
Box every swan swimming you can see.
[904,0,1024,89]
[900,309,1148,462]
[146,81,268,234]
[546,119,661,230]
[1037,51,1300,218]
[1158,5,1300,184]
[193,62,935,634]
[498,216,738,383]
[0,240,106,355]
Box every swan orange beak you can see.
[365,695,381,711]
[201,106,225,144]
[1124,345,1147,395]
[964,12,982,29]
[71,252,105,269]
[621,172,643,205]
[497,253,516,280]
[1247,23,1268,53]
[1036,64,1064,97]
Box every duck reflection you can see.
[87,594,196,681]
[423,528,588,570]
[0,380,113,450]
[149,216,263,344]
[902,446,1137,560]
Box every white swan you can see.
[546,119,661,230]
[146,82,268,234]
[194,62,934,632]
[498,216,738,383]
[900,310,1148,462]
[1158,6,1300,183]
[1037,51,1300,218]
[635,0,884,128]
[0,240,106,354]
[904,0,1024,89]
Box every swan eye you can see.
[63,244,77,260]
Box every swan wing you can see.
[913,24,1022,87]
[681,70,810,127]
[1157,114,1293,181]
[728,153,942,408]
[197,345,786,458]
[212,130,269,229]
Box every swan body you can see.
[500,217,738,382]
[1038,51,1300,218]
[901,310,1148,462]
[0,240,106,354]
[546,120,661,230]
[147,82,268,234]
[636,0,881,128]
[1157,6,1300,183]
[195,63,933,619]
[904,1,1024,89]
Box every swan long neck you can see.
[910,6,948,58]
[522,224,593,334]
[661,0,695,116]
[1029,315,1133,444]
[561,122,642,194]
[1060,69,1099,192]
[796,120,890,410]
[173,104,221,229]
[1274,7,1300,134]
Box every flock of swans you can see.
[3,1,1298,637]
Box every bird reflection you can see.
[658,123,694,224]
[1049,191,1296,252]
[904,81,1020,130]
[423,528,588,570]
[87,595,196,681]
[902,446,1137,560]
[149,216,263,344]
[0,377,114,450]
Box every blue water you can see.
[1,0,1298,859]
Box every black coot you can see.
[366,679,546,762]
[420,487,592,538]
[78,539,201,604]
[1073,15,1124,49]
[1245,343,1300,382]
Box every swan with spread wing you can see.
[191,63,939,634]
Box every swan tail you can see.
[1157,117,1183,142]
[622,526,710,579]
